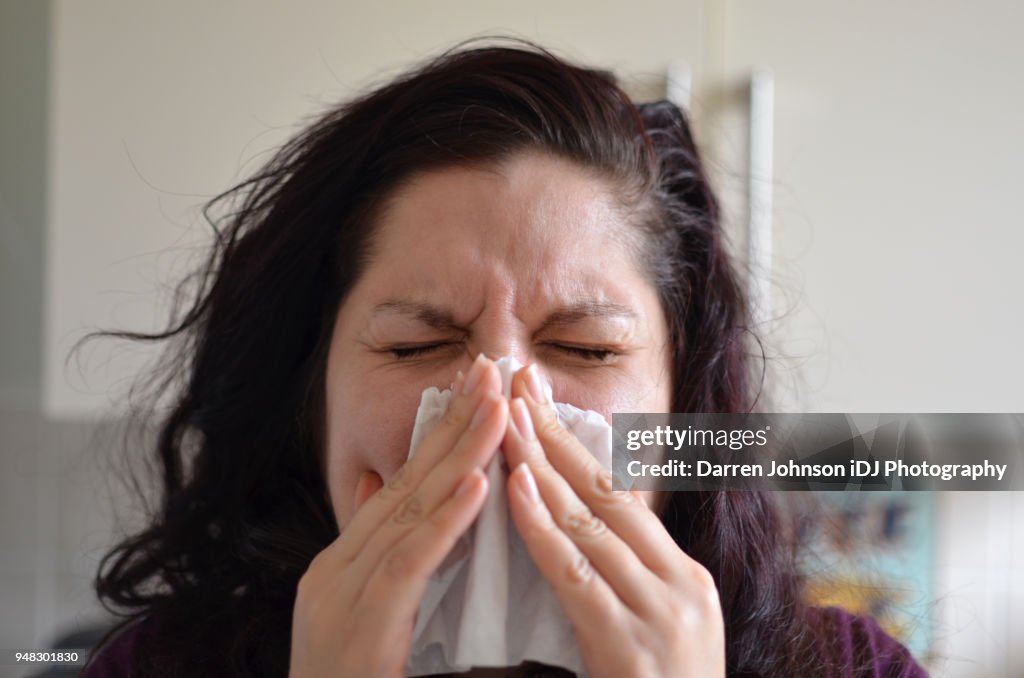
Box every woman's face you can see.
[324,150,672,528]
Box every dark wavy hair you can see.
[94,40,819,676]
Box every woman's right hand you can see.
[289,355,507,678]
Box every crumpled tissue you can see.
[404,357,611,677]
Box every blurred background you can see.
[1,1,1022,676]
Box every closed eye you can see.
[388,342,458,360]
[546,343,618,363]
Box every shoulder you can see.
[81,616,155,678]
[808,606,930,677]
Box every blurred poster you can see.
[791,491,934,659]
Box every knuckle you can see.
[593,467,615,496]
[536,409,567,439]
[385,464,413,494]
[600,488,640,511]
[663,594,696,626]
[441,403,466,428]
[298,550,336,590]
[564,552,595,585]
[696,574,723,614]
[666,567,722,625]
[617,491,642,509]
[690,563,720,598]
[392,494,425,525]
[589,467,635,509]
[563,508,608,539]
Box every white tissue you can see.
[404,357,611,677]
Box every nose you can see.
[465,316,531,368]
[446,341,557,404]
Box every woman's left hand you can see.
[502,365,726,678]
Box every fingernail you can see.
[461,354,488,395]
[515,463,540,504]
[451,370,465,394]
[469,391,498,430]
[510,398,535,441]
[455,469,482,497]
[523,364,547,404]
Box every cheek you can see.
[549,361,672,422]
[324,379,427,528]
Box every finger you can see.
[343,390,507,587]
[353,468,489,644]
[331,354,502,563]
[505,397,659,614]
[405,355,504,476]
[505,461,628,653]
[511,365,683,579]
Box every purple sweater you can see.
[81,606,928,677]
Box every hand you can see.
[289,356,508,678]
[502,364,726,678]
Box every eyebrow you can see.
[537,301,637,332]
[372,300,460,330]
[371,299,637,332]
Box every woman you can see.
[85,41,927,676]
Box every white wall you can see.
[711,0,1024,414]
